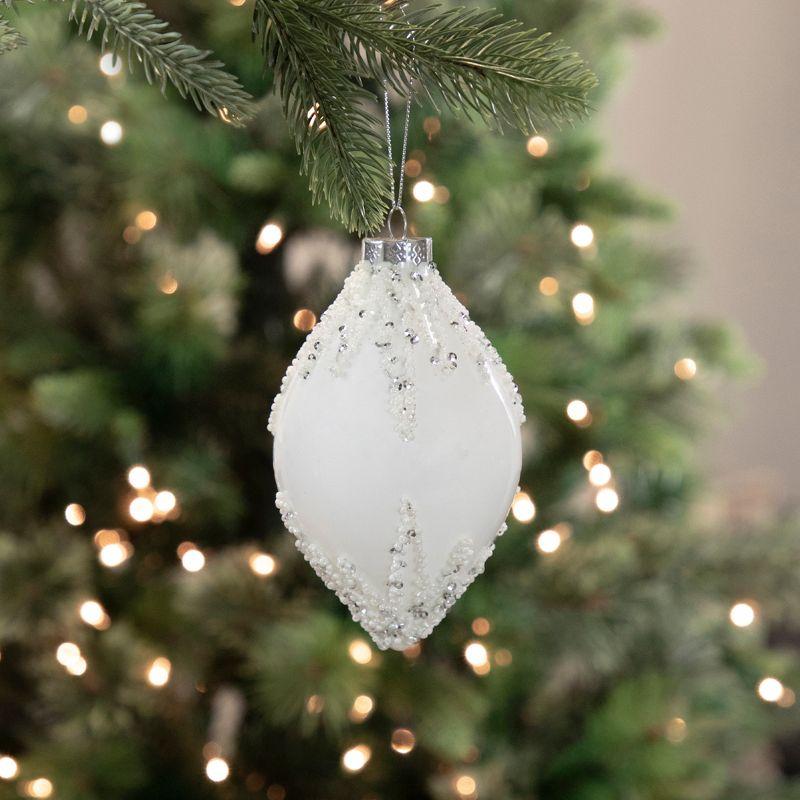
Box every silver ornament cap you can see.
[362,236,433,266]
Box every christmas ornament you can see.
[268,90,524,651]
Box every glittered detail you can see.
[268,257,525,442]
[276,492,502,651]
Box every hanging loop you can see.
[386,205,408,240]
[383,84,413,236]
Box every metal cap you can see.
[362,237,433,266]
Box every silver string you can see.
[383,86,413,216]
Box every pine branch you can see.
[253,0,391,234]
[65,0,254,124]
[254,0,597,233]
[303,1,597,130]
[0,15,25,52]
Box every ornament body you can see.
[269,238,524,650]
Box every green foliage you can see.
[0,14,25,52]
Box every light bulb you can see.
[412,180,435,202]
[758,677,784,703]
[147,656,171,687]
[100,120,123,145]
[181,548,205,572]
[391,728,416,754]
[249,552,276,576]
[127,465,151,489]
[511,491,535,523]
[256,222,283,254]
[570,223,594,248]
[341,745,371,773]
[536,529,561,554]
[348,639,373,665]
[64,503,86,526]
[595,487,619,513]
[0,756,18,780]
[729,601,756,627]
[588,463,612,486]
[205,757,230,782]
[79,600,109,629]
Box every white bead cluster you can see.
[276,491,504,651]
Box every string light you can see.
[464,641,489,670]
[154,490,177,515]
[129,496,154,523]
[56,642,81,667]
[348,639,373,665]
[757,677,784,703]
[728,601,756,627]
[24,778,53,798]
[570,223,594,248]
[572,292,595,324]
[595,487,619,513]
[674,358,697,381]
[306,695,324,714]
[249,552,277,577]
[348,695,374,723]
[538,276,559,296]
[454,774,477,798]
[99,53,122,76]
[526,135,549,157]
[67,104,88,124]
[99,541,131,568]
[588,463,612,487]
[147,656,172,687]
[135,210,158,231]
[100,120,124,146]
[412,180,435,203]
[256,222,283,254]
[536,528,561,554]
[293,308,317,332]
[471,617,491,636]
[64,503,86,526]
[341,745,371,773]
[127,465,151,489]
[390,728,416,755]
[79,599,110,629]
[205,757,230,783]
[583,450,603,469]
[511,490,535,523]
[180,546,206,573]
[566,399,589,423]
[665,717,687,743]
[0,756,19,780]
[159,273,179,294]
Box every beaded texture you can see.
[269,255,524,650]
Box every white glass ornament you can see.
[269,235,524,650]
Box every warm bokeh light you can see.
[99,541,130,568]
[391,728,416,755]
[588,463,612,487]
[24,778,53,798]
[0,756,18,780]
[256,222,284,254]
[94,528,120,548]
[511,490,536,523]
[729,601,756,628]
[572,292,595,324]
[129,496,154,523]
[56,642,81,667]
[778,688,797,708]
[147,656,172,687]
[159,272,179,294]
[249,552,277,577]
[538,276,559,295]
[67,104,88,124]
[758,677,784,703]
[471,617,491,636]
[100,120,123,145]
[292,308,317,332]
[127,465,151,489]
[99,52,122,76]
[348,639,373,665]
[412,180,435,203]
[123,225,141,244]
[665,716,687,743]
[526,135,549,157]
[595,487,620,513]
[674,357,697,381]
[64,502,86,526]
[570,222,594,248]
[495,648,513,666]
[154,490,177,514]
[349,694,374,723]
[79,599,110,629]
[583,450,603,469]
[536,528,562,554]
[464,641,489,669]
[566,399,589,422]
[181,548,206,572]
[342,745,371,773]
[454,774,477,798]
[205,756,230,783]
[135,210,158,231]
[305,694,324,714]
[229,0,247,5]
[66,656,88,676]
[404,158,422,177]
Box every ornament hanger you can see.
[383,85,413,240]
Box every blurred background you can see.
[2,1,800,799]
